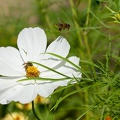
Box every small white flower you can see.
[0,27,81,104]
[1,112,28,120]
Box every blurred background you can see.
[0,0,120,120]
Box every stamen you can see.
[26,66,40,78]
[23,62,40,78]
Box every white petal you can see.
[0,77,37,104]
[46,36,70,57]
[0,47,25,76]
[0,77,19,91]
[56,56,82,80]
[38,36,70,70]
[36,80,69,97]
[17,27,47,62]
[0,98,7,104]
[0,77,67,104]
[0,77,20,104]
[7,85,37,104]
[41,56,81,79]
[0,77,71,104]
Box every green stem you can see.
[100,105,106,120]
[85,0,91,26]
[82,31,97,78]
[83,0,92,60]
[84,2,91,120]
[83,1,95,120]
[83,0,97,78]
[32,101,41,120]
[69,0,83,58]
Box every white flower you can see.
[1,112,28,120]
[0,27,81,104]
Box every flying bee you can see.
[55,22,70,31]
[23,62,33,70]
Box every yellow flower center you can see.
[23,62,40,78]
[26,66,40,78]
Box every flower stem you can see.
[32,101,41,120]
[69,0,84,58]
[85,0,91,26]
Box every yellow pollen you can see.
[26,66,40,78]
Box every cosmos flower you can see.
[16,95,50,110]
[1,112,28,120]
[0,27,81,104]
[105,116,112,120]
